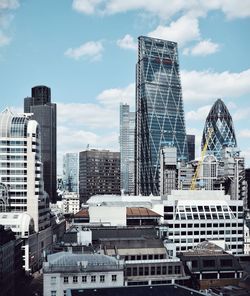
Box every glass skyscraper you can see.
[120,104,135,195]
[63,152,79,193]
[135,36,188,195]
[24,85,57,203]
[201,98,237,160]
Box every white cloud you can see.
[0,31,10,46]
[239,129,250,138]
[57,102,118,129]
[71,0,250,20]
[97,83,135,108]
[148,15,200,47]
[117,34,137,50]
[183,39,220,56]
[64,41,103,61]
[181,69,250,102]
[186,105,211,121]
[72,0,102,15]
[233,108,250,121]
[0,0,19,10]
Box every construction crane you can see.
[190,128,213,190]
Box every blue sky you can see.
[0,0,250,173]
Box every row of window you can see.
[61,274,117,284]
[126,265,181,277]
[169,229,243,236]
[125,254,165,261]
[168,222,243,228]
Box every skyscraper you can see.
[79,149,120,204]
[135,36,188,196]
[120,104,135,195]
[201,98,237,160]
[24,85,57,203]
[63,152,79,193]
[187,134,195,162]
[0,109,50,231]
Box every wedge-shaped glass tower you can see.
[201,98,237,159]
[135,36,188,195]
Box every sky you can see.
[0,0,250,174]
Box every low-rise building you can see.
[43,252,124,296]
[179,241,243,290]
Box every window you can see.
[100,275,105,282]
[51,276,56,285]
[91,275,96,282]
[51,291,56,296]
[73,276,78,283]
[63,291,67,296]
[63,277,68,284]
[82,276,87,283]
[112,275,117,282]
[203,259,215,268]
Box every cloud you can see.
[117,34,137,50]
[181,69,250,102]
[64,41,103,61]
[0,0,19,10]
[72,0,102,15]
[97,83,135,108]
[183,39,220,56]
[186,105,211,121]
[233,108,250,121]
[57,102,118,129]
[0,31,10,46]
[148,15,200,47]
[71,0,250,20]
[239,129,250,138]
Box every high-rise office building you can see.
[135,36,188,195]
[24,85,57,203]
[201,98,237,160]
[120,104,135,195]
[187,134,195,162]
[0,109,50,231]
[63,152,79,193]
[79,149,120,204]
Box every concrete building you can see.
[62,192,80,214]
[0,225,23,296]
[120,104,135,195]
[164,190,244,254]
[179,241,243,290]
[24,85,57,203]
[43,252,124,296]
[135,36,188,196]
[0,109,50,231]
[0,212,52,272]
[79,149,120,204]
[63,152,79,193]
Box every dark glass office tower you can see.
[187,134,195,162]
[135,36,188,196]
[201,98,237,160]
[24,85,57,203]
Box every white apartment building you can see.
[163,190,244,255]
[62,192,80,214]
[0,109,50,231]
[43,252,124,296]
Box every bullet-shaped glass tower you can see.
[201,98,237,159]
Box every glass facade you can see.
[135,36,188,195]
[63,152,79,193]
[24,85,57,203]
[120,104,135,195]
[202,99,237,160]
